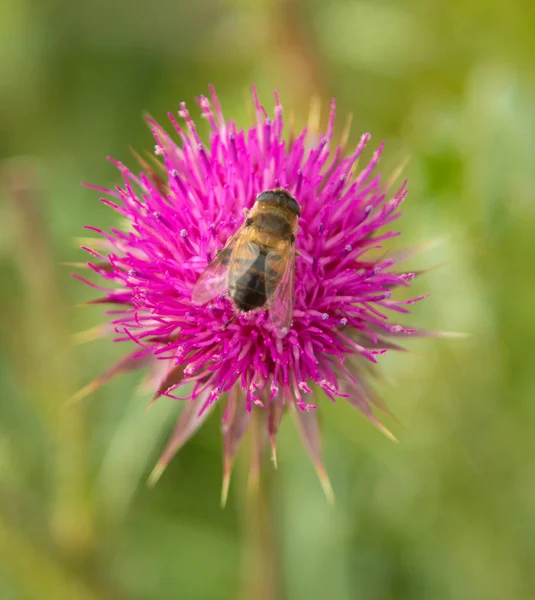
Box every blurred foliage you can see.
[1,0,535,598]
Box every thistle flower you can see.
[75,86,428,503]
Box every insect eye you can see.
[255,191,276,204]
[255,189,300,216]
[287,198,300,216]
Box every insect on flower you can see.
[74,85,432,504]
[192,188,299,338]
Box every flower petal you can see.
[147,391,212,486]
[267,392,285,468]
[221,385,251,507]
[342,379,397,442]
[247,411,265,498]
[147,364,186,406]
[70,350,151,403]
[292,405,334,503]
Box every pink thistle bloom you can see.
[76,86,428,503]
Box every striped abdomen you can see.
[228,248,281,312]
[227,204,295,312]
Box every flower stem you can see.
[239,413,280,600]
[270,0,330,110]
[3,160,93,555]
[0,513,109,600]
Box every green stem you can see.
[239,414,280,600]
[3,160,93,555]
[0,514,109,600]
[270,0,330,112]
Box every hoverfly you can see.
[192,189,300,338]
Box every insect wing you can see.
[191,230,241,305]
[226,237,261,290]
[191,226,259,305]
[191,253,231,305]
[265,245,296,338]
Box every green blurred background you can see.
[1,0,535,598]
